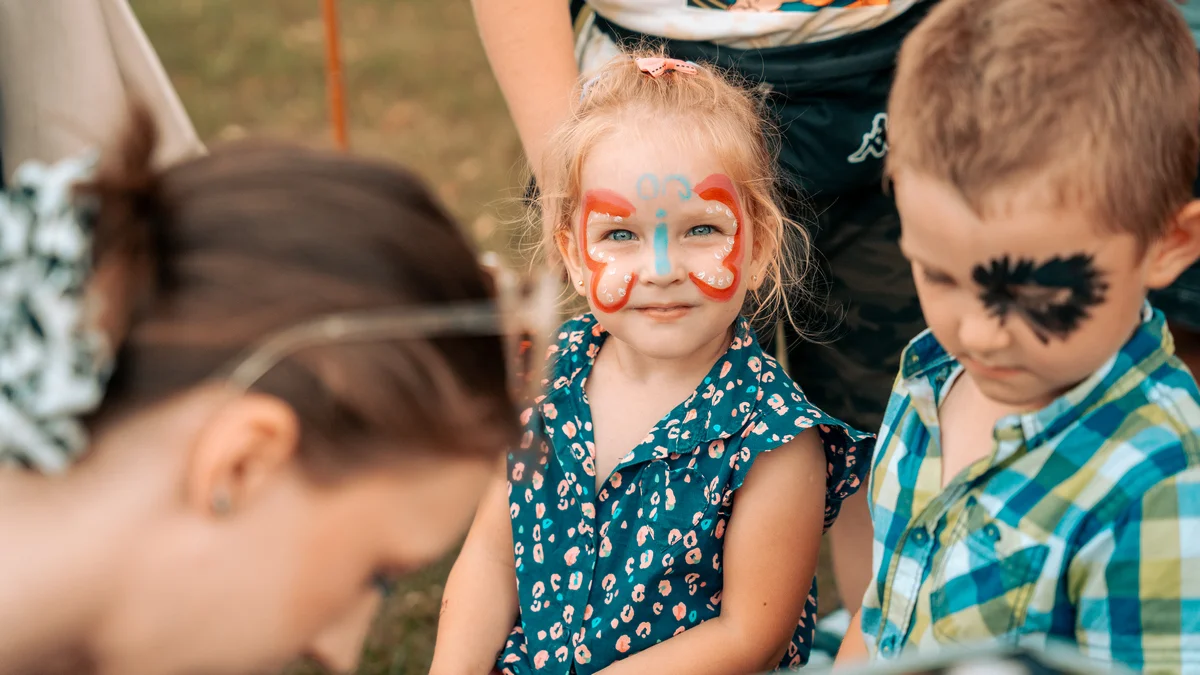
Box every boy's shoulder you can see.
[879,319,1200,510]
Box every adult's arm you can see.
[470,0,579,177]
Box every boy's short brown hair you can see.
[888,0,1200,245]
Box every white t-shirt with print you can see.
[582,0,921,50]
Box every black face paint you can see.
[971,254,1108,344]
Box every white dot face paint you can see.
[580,189,639,312]
[578,174,746,313]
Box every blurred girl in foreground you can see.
[0,109,545,675]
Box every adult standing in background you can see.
[471,0,937,618]
[1153,0,1200,372]
[0,0,204,177]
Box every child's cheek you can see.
[689,175,745,302]
[684,212,740,301]
[585,243,638,312]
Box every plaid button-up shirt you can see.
[861,306,1200,673]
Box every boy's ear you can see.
[1146,200,1200,290]
[557,229,588,298]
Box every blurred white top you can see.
[584,0,921,49]
[0,0,205,179]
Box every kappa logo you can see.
[848,112,888,164]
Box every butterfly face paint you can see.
[580,189,637,312]
[580,173,744,313]
[972,254,1108,344]
[689,174,743,301]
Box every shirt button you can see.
[880,636,897,654]
[911,529,928,544]
[984,523,1002,542]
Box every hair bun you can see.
[86,104,164,274]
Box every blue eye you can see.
[605,230,635,242]
[688,225,716,237]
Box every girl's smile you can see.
[633,304,695,321]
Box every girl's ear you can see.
[185,393,300,518]
[746,219,771,292]
[557,228,588,298]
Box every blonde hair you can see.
[888,0,1200,247]
[536,48,810,328]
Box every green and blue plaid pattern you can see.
[860,305,1200,674]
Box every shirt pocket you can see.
[638,460,715,561]
[929,504,1049,644]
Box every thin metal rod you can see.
[321,0,349,149]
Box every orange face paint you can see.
[580,189,637,312]
[690,174,743,302]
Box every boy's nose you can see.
[957,308,1013,355]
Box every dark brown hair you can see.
[84,110,518,475]
[888,0,1200,245]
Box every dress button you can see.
[984,523,1002,542]
[880,636,896,654]
[911,529,927,544]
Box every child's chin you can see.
[617,330,718,361]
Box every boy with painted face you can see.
[433,53,873,675]
[835,0,1200,671]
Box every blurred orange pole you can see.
[322,0,349,149]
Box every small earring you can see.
[211,489,232,516]
[751,274,758,283]
[577,279,584,288]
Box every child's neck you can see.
[601,325,732,387]
[586,325,734,488]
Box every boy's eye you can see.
[688,224,717,237]
[604,229,636,242]
[921,267,957,287]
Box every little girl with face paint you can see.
[433,52,873,675]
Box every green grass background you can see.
[130,2,840,672]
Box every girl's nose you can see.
[640,223,685,285]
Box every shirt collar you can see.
[901,303,1173,447]
[544,314,766,459]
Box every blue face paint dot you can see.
[655,208,667,218]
